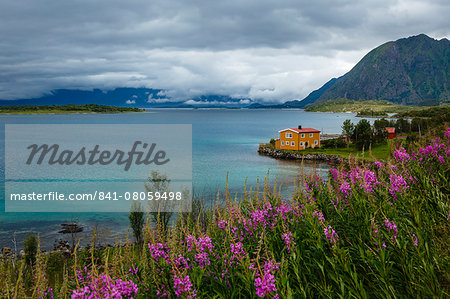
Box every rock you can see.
[257,145,347,164]
[1,247,13,256]
[53,240,71,251]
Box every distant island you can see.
[0,104,143,114]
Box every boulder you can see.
[1,247,13,256]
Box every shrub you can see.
[24,234,37,267]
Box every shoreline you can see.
[258,145,348,164]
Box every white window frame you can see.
[314,140,318,145]
[285,132,293,138]
[281,141,284,145]
[286,141,290,145]
[309,133,313,137]
[301,133,305,138]
[300,142,304,147]
[291,141,295,146]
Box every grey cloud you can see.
[0,0,449,101]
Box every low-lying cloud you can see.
[0,0,448,102]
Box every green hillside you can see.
[311,34,449,106]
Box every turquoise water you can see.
[0,109,364,248]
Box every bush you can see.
[322,138,346,149]
[23,234,37,267]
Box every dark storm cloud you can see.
[0,0,449,101]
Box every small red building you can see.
[386,127,396,139]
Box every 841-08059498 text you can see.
[9,191,183,201]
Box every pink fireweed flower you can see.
[275,204,292,221]
[329,168,348,182]
[230,242,247,260]
[324,225,339,244]
[389,174,409,200]
[71,275,138,299]
[312,210,325,222]
[438,156,445,163]
[412,234,418,247]
[173,275,196,298]
[195,252,211,269]
[217,219,228,230]
[255,273,277,297]
[253,259,280,298]
[148,243,170,263]
[282,231,295,253]
[196,236,214,252]
[250,209,269,227]
[185,235,214,269]
[374,161,383,168]
[362,170,380,194]
[174,254,190,270]
[156,284,168,298]
[385,219,398,241]
[393,147,410,163]
[445,127,450,139]
[128,263,139,276]
[186,235,196,251]
[339,181,351,197]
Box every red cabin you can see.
[386,127,396,139]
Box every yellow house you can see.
[275,126,320,150]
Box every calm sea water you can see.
[0,109,365,249]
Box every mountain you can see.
[0,88,254,108]
[312,34,449,106]
[278,77,341,108]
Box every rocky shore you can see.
[258,144,347,164]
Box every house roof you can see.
[386,127,396,134]
[278,128,321,133]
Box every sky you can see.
[0,0,449,103]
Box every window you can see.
[281,141,284,146]
[285,132,293,138]
[301,133,305,138]
[309,133,313,137]
[286,141,289,145]
[314,140,318,145]
[291,141,295,146]
[300,142,304,146]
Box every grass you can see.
[303,142,391,161]
[305,98,424,114]
[1,129,449,298]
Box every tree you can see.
[145,171,173,233]
[129,201,145,245]
[395,118,410,134]
[341,119,354,148]
[24,234,37,266]
[373,118,389,143]
[58,222,83,253]
[353,119,373,150]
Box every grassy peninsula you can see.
[305,98,422,115]
[0,104,143,114]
